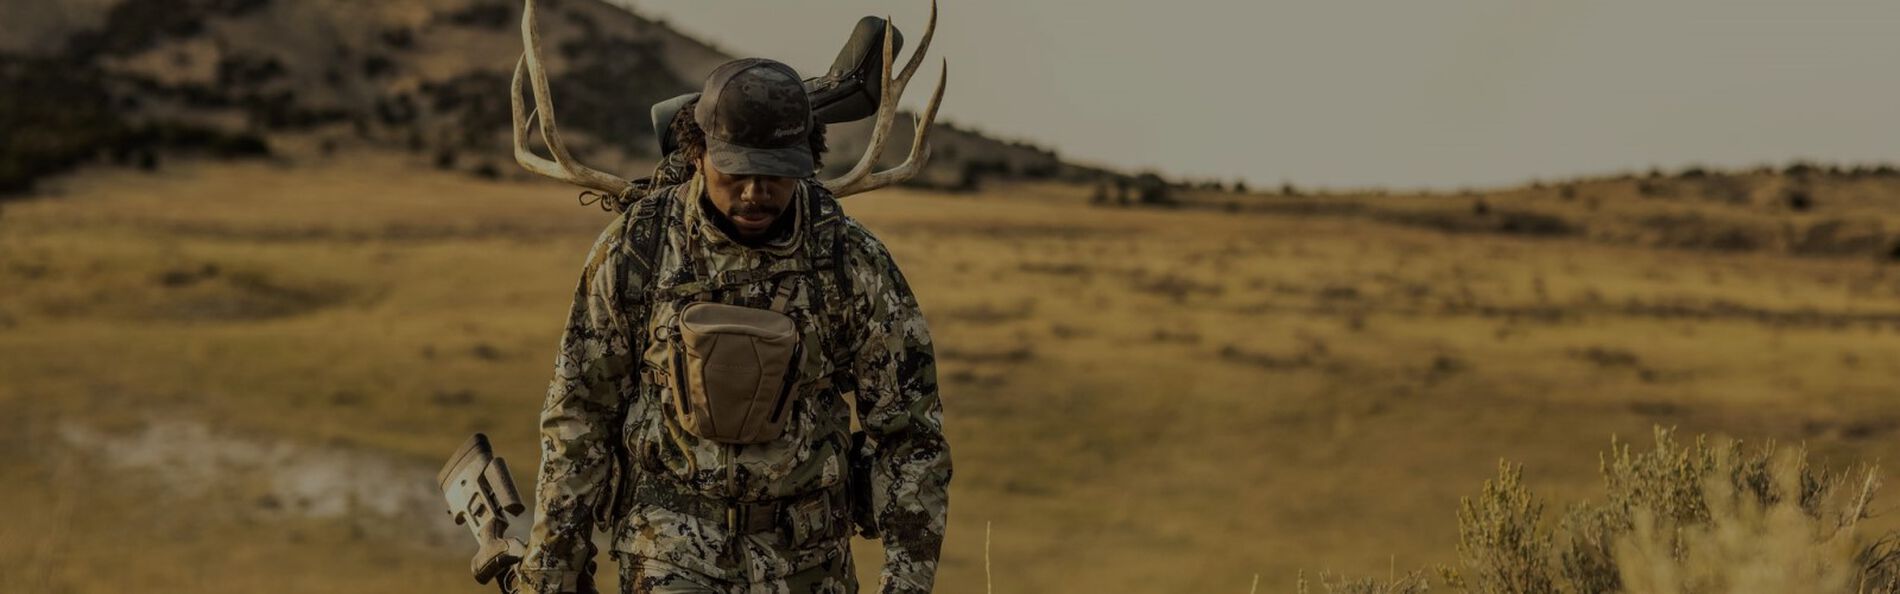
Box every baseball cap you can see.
[694,58,815,178]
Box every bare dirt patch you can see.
[56,418,469,548]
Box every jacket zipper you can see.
[724,443,741,558]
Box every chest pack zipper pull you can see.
[769,343,803,423]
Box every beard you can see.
[706,196,795,246]
[727,201,783,220]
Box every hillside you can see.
[1123,164,1900,263]
[8,155,1900,592]
[0,0,1089,195]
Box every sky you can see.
[620,0,1900,190]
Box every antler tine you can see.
[511,56,570,182]
[894,0,937,88]
[833,61,947,196]
[823,0,945,198]
[511,0,632,197]
[822,17,902,195]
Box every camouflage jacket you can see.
[515,175,952,593]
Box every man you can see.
[512,57,951,594]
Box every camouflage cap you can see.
[694,58,815,178]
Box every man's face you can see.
[701,157,798,240]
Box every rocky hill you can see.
[0,0,1094,196]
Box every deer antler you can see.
[511,0,633,198]
[822,0,948,198]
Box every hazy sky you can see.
[621,0,1900,189]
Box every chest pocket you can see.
[670,281,803,444]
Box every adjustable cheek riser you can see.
[439,433,529,585]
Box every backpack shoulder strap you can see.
[614,185,678,380]
[803,185,859,391]
[625,187,673,283]
[807,185,853,299]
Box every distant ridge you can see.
[0,0,1100,195]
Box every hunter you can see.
[502,2,952,593]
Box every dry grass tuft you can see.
[1299,569,1434,594]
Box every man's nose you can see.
[740,178,769,202]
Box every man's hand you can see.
[508,563,602,594]
[497,566,520,594]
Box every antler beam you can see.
[822,0,948,198]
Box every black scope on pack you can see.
[650,16,905,157]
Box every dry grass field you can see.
[5,153,1900,593]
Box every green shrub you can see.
[1319,427,1899,593]
[1444,461,1557,593]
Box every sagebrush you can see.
[1317,427,1900,594]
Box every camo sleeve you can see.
[516,214,639,594]
[844,221,954,594]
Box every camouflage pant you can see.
[613,551,857,594]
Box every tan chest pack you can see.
[668,281,803,444]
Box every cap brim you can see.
[705,138,814,178]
